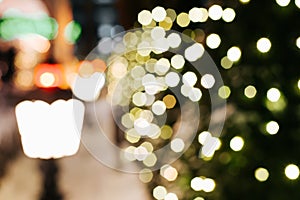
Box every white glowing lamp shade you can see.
[15,99,85,159]
[71,72,106,102]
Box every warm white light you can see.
[167,33,181,48]
[230,136,244,151]
[202,178,216,192]
[298,79,300,90]
[40,72,55,87]
[296,0,300,8]
[171,138,185,152]
[132,92,147,106]
[134,146,149,161]
[155,58,170,75]
[182,71,197,86]
[285,164,300,180]
[153,186,167,200]
[206,33,221,49]
[152,6,167,22]
[227,46,242,62]
[161,166,178,181]
[218,85,231,99]
[222,8,236,22]
[152,100,166,115]
[266,121,279,135]
[198,131,211,145]
[165,72,180,87]
[72,72,105,102]
[276,0,290,7]
[15,99,85,159]
[208,5,223,21]
[165,193,178,200]
[296,37,300,49]
[267,88,281,102]
[189,88,202,102]
[138,10,152,25]
[201,74,215,89]
[239,0,251,3]
[191,177,204,191]
[244,85,257,98]
[185,43,205,62]
[255,168,269,182]
[257,38,272,53]
[188,7,209,23]
[171,54,185,69]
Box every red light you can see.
[34,63,64,88]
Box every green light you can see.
[64,21,81,44]
[0,16,58,40]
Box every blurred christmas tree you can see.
[121,0,300,199]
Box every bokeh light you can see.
[230,136,244,151]
[265,121,279,135]
[221,56,233,69]
[208,5,223,21]
[153,186,167,200]
[244,85,257,98]
[176,12,190,27]
[276,0,290,7]
[256,37,272,53]
[201,74,215,89]
[222,8,236,22]
[296,36,300,49]
[267,88,281,102]
[138,10,153,25]
[218,85,231,99]
[206,33,221,49]
[285,164,300,180]
[152,6,167,22]
[227,46,242,62]
[255,167,269,182]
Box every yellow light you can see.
[222,8,236,22]
[14,70,34,90]
[227,46,242,62]
[159,17,173,30]
[152,6,167,22]
[285,164,300,180]
[257,38,272,53]
[201,74,215,89]
[153,186,167,200]
[165,193,178,200]
[276,0,290,7]
[143,153,157,167]
[138,10,152,25]
[239,0,251,4]
[176,12,190,27]
[40,72,56,87]
[163,94,177,109]
[266,121,279,135]
[166,8,177,22]
[230,136,244,151]
[267,88,281,102]
[221,56,233,69]
[208,5,223,21]
[171,138,185,152]
[132,92,147,106]
[139,168,153,183]
[296,37,300,49]
[244,85,257,98]
[218,85,231,99]
[206,33,221,49]
[160,125,173,139]
[255,168,269,182]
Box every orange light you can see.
[34,63,65,88]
